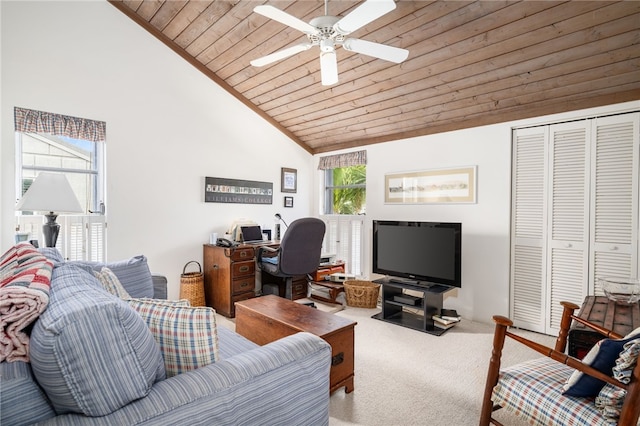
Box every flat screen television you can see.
[372,220,462,289]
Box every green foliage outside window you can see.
[332,165,366,214]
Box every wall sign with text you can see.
[205,177,273,204]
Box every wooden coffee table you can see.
[235,295,357,394]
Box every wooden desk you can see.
[235,295,357,394]
[203,241,279,318]
[203,242,337,316]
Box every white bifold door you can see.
[511,112,639,335]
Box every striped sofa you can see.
[1,250,331,426]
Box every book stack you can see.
[432,309,461,330]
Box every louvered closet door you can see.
[510,127,548,332]
[590,113,639,293]
[546,121,591,334]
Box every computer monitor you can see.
[241,225,263,243]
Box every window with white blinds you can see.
[14,108,107,261]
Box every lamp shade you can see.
[16,172,83,214]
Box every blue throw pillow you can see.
[563,329,640,397]
[69,255,154,298]
[37,247,64,263]
[30,264,165,416]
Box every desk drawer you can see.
[230,248,255,262]
[231,260,255,278]
[292,279,307,300]
[232,276,255,295]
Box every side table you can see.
[568,296,640,359]
[309,280,345,304]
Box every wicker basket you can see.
[180,261,206,306]
[344,280,380,308]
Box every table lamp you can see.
[15,172,83,247]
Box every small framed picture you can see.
[284,196,294,208]
[281,167,297,193]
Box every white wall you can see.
[315,100,639,323]
[2,1,638,323]
[1,1,313,299]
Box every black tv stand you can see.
[389,277,420,286]
[371,277,453,336]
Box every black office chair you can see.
[257,217,326,300]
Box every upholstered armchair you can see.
[480,301,640,426]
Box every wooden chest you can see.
[568,296,640,359]
[203,244,256,318]
[235,295,357,394]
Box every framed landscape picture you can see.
[385,166,477,204]
[281,168,297,193]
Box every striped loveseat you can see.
[1,248,331,425]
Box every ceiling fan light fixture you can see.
[320,38,335,53]
[320,51,338,86]
[251,0,407,86]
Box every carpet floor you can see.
[216,299,555,425]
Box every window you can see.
[14,107,106,261]
[319,150,367,215]
[319,151,367,276]
[323,165,366,214]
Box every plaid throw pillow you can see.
[94,267,131,299]
[126,298,220,377]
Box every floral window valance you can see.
[14,107,106,142]
[318,150,367,170]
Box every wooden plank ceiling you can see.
[109,1,640,154]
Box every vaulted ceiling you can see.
[109,1,640,154]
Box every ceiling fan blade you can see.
[250,43,313,67]
[320,50,338,86]
[253,5,319,35]
[333,0,396,35]
[343,38,408,63]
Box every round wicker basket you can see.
[180,261,206,306]
[343,280,380,308]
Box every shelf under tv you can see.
[372,278,454,336]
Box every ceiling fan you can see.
[250,0,409,86]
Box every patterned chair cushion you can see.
[126,298,220,377]
[30,264,165,416]
[492,357,604,426]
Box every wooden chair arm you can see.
[481,301,640,426]
[504,328,629,391]
[499,302,629,389]
[569,314,624,340]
